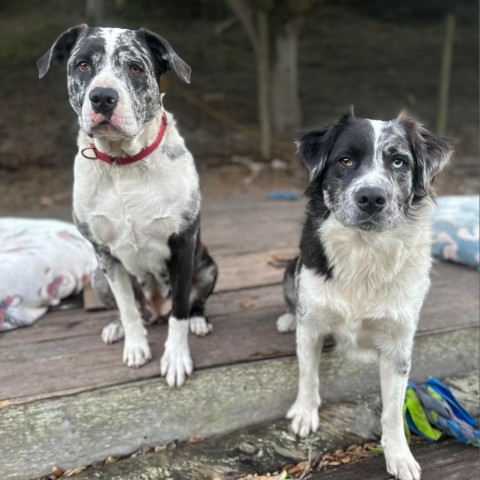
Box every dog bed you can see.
[0,218,97,331]
[432,196,479,270]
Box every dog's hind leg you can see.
[189,243,218,337]
[277,256,298,333]
[91,267,125,344]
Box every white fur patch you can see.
[122,324,152,367]
[101,320,124,344]
[287,400,320,438]
[189,316,212,337]
[276,312,296,333]
[384,445,421,480]
[160,316,193,387]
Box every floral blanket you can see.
[0,218,97,331]
[432,196,479,270]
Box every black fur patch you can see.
[300,192,334,279]
[283,256,299,313]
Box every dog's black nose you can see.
[89,87,119,116]
[355,187,388,213]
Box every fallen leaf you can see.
[40,196,54,207]
[186,436,204,444]
[287,460,309,475]
[240,297,255,309]
[51,466,63,478]
[64,466,87,477]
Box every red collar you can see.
[81,113,167,165]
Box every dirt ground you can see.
[0,0,478,214]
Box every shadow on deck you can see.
[0,196,478,480]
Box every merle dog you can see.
[38,25,217,387]
[277,111,452,480]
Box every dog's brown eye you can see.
[339,157,353,167]
[129,65,142,75]
[78,62,91,72]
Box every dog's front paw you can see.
[160,347,193,387]
[384,447,421,480]
[101,320,124,344]
[123,328,152,368]
[189,316,213,337]
[276,312,296,333]
[287,401,320,437]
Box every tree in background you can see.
[227,0,317,159]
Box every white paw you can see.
[160,348,193,387]
[384,447,421,480]
[101,320,124,344]
[160,317,193,387]
[287,400,320,437]
[276,312,296,333]
[122,328,152,368]
[189,316,213,337]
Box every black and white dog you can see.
[38,25,217,387]
[277,111,452,480]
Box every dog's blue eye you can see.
[392,159,405,169]
[339,157,353,167]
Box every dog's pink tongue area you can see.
[90,112,106,126]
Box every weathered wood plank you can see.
[0,261,478,404]
[0,330,478,480]
[50,374,480,480]
[316,441,480,480]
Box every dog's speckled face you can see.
[298,113,453,231]
[38,25,191,139]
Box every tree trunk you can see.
[436,13,455,137]
[256,10,272,160]
[271,18,301,135]
[86,0,105,27]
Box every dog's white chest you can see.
[73,145,198,277]
[298,215,433,359]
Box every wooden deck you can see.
[317,440,480,480]
[0,195,479,480]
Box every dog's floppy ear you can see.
[37,24,88,78]
[398,111,454,197]
[297,110,353,181]
[140,28,191,84]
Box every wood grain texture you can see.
[1,261,477,404]
[316,441,480,480]
[0,330,478,480]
